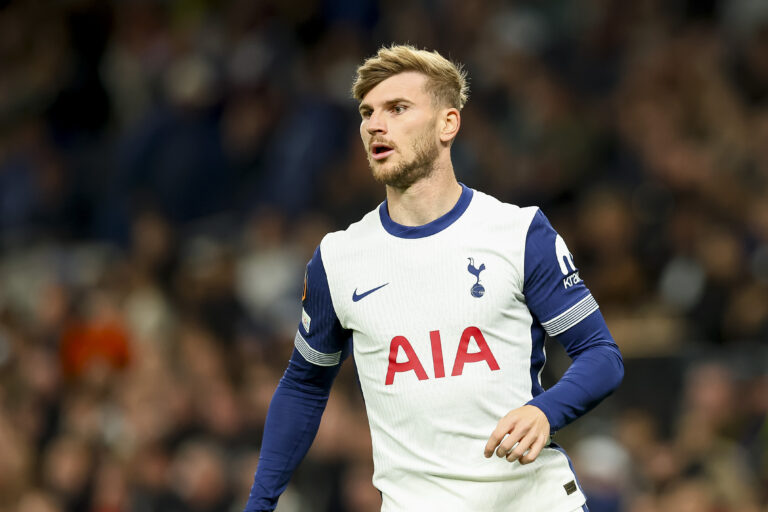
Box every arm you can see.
[485,209,623,464]
[245,346,349,511]
[245,247,351,512]
[527,308,623,432]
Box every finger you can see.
[495,425,525,458]
[496,417,533,457]
[484,430,503,458]
[505,428,537,463]
[484,418,515,458]
[519,432,549,465]
[496,437,516,458]
[484,435,501,458]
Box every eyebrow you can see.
[358,97,414,114]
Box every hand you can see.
[484,405,550,464]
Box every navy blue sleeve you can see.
[522,210,624,432]
[245,246,352,512]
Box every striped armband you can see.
[294,331,342,367]
[541,294,599,336]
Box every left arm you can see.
[527,308,623,432]
[485,209,624,464]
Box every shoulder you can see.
[460,188,543,291]
[320,204,382,262]
[468,188,540,231]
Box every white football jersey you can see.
[296,185,593,511]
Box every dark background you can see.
[0,1,766,511]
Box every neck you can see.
[385,157,462,226]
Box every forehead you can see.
[361,71,431,106]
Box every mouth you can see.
[370,142,395,160]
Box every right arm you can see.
[244,247,351,512]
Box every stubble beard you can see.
[369,126,441,190]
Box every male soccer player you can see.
[244,45,624,512]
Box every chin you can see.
[371,171,393,185]
[370,161,394,179]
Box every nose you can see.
[365,111,387,135]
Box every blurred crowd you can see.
[0,0,766,511]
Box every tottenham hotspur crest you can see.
[467,257,486,297]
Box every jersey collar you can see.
[378,183,474,239]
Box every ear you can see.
[439,108,460,143]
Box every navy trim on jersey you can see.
[378,182,473,238]
[548,442,589,512]
[529,322,546,398]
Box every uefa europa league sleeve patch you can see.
[301,308,311,333]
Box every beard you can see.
[368,125,440,189]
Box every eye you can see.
[392,105,407,114]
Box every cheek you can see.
[412,123,435,147]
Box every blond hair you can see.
[352,44,469,110]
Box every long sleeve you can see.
[522,209,624,432]
[244,246,351,511]
[526,309,623,431]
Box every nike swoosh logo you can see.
[352,283,389,302]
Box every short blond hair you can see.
[352,44,469,110]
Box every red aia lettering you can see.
[385,336,428,385]
[451,326,500,376]
[385,327,499,385]
[429,330,445,379]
